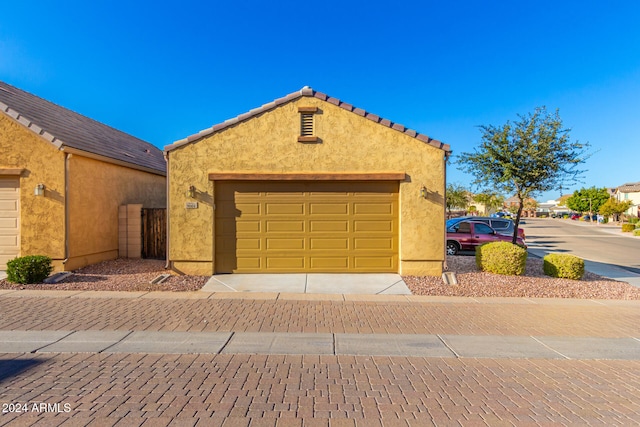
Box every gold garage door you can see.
[215,181,398,273]
[0,177,20,270]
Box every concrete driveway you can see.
[202,273,411,295]
[0,270,6,280]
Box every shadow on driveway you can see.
[0,358,45,384]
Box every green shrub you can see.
[6,255,53,284]
[634,229,640,236]
[629,217,639,225]
[543,253,584,280]
[622,223,635,232]
[475,242,527,276]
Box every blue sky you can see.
[2,1,639,202]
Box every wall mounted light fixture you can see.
[187,185,196,198]
[420,185,427,199]
[34,183,45,197]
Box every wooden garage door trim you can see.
[209,172,406,181]
[214,180,399,273]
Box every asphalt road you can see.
[520,217,640,273]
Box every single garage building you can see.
[165,87,450,277]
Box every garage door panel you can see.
[236,257,261,270]
[355,257,395,268]
[235,220,261,233]
[354,220,393,232]
[354,203,393,215]
[236,238,261,250]
[309,203,348,215]
[0,218,18,230]
[310,257,349,269]
[215,181,397,273]
[267,257,305,269]
[234,203,260,215]
[310,220,349,232]
[310,238,349,250]
[266,220,304,232]
[354,238,394,250]
[266,238,304,250]
[0,198,18,209]
[265,203,304,215]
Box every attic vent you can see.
[300,113,314,136]
[297,106,319,143]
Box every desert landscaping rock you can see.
[1,256,639,299]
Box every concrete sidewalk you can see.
[202,273,411,295]
[1,329,639,359]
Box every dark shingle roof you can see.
[165,86,451,154]
[0,81,165,175]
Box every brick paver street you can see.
[1,292,639,425]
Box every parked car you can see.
[446,216,525,239]
[570,213,581,220]
[446,220,527,255]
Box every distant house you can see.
[0,81,166,271]
[614,182,640,217]
[165,87,450,277]
[504,195,538,217]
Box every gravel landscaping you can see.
[0,259,208,292]
[1,256,639,299]
[405,256,640,300]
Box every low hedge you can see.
[622,223,636,232]
[6,255,53,284]
[475,242,527,276]
[634,229,640,237]
[543,253,584,280]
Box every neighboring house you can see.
[504,195,538,217]
[0,81,166,271]
[165,87,451,277]
[614,182,640,217]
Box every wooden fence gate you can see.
[142,208,166,259]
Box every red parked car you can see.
[446,220,527,255]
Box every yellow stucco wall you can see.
[1,113,166,272]
[168,96,447,276]
[65,155,166,270]
[0,114,66,269]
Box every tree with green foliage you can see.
[598,198,632,221]
[565,187,610,216]
[457,107,590,243]
[446,183,469,217]
[473,191,505,215]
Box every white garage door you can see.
[0,177,20,270]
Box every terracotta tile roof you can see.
[165,86,451,154]
[0,81,166,175]
[617,182,640,193]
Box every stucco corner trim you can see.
[208,172,407,181]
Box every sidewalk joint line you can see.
[210,277,238,292]
[304,275,308,293]
[99,330,134,353]
[530,336,571,360]
[437,334,460,358]
[217,331,235,354]
[332,333,337,355]
[589,299,607,306]
[376,281,401,295]
[32,330,76,353]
